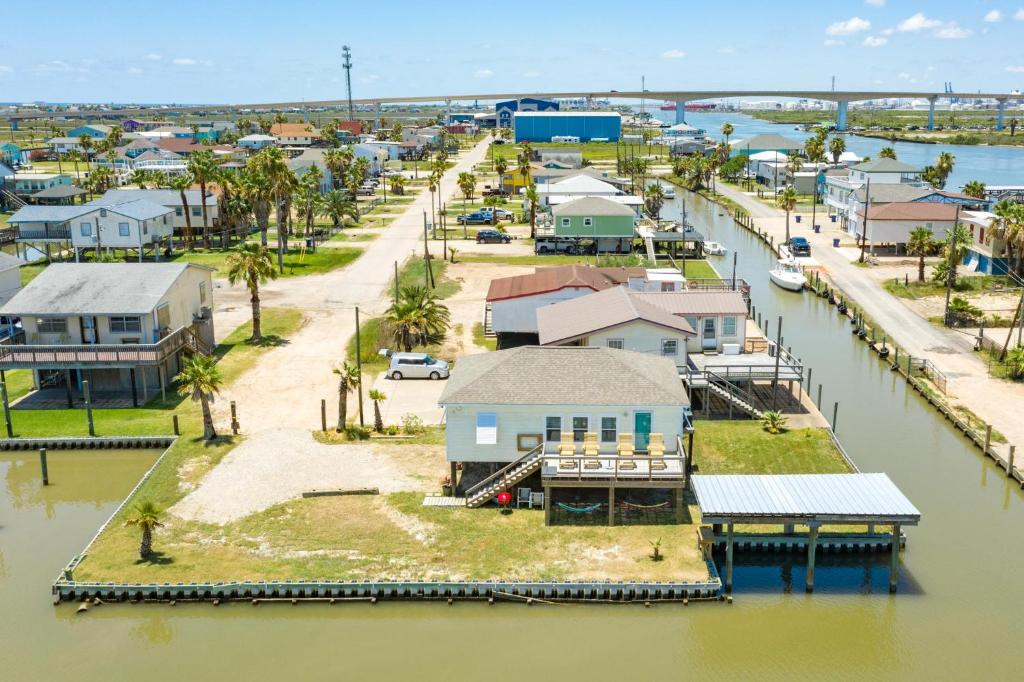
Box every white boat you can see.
[661,183,676,199]
[703,241,727,256]
[769,258,805,291]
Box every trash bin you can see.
[795,215,802,223]
[813,225,821,234]
[305,238,314,248]
[830,215,837,223]
[832,238,841,248]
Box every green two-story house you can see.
[551,196,636,254]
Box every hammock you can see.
[620,500,670,510]
[556,502,603,514]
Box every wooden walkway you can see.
[422,496,466,507]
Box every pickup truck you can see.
[457,212,493,225]
[788,237,811,256]
[479,206,513,220]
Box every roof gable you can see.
[537,287,696,345]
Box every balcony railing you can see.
[542,436,688,483]
[16,225,70,241]
[0,325,206,369]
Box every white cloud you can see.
[823,39,845,47]
[984,10,1002,22]
[474,68,494,79]
[172,57,197,66]
[865,0,885,6]
[826,17,870,35]
[934,23,972,39]
[863,35,888,47]
[523,70,541,77]
[717,46,736,54]
[661,49,687,59]
[897,13,942,32]
[127,67,143,75]
[0,65,13,74]
[1016,9,1024,21]
[142,53,162,61]
[1006,65,1024,73]
[897,72,911,80]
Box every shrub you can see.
[401,413,425,435]
[343,424,371,440]
[760,411,788,435]
[384,424,400,436]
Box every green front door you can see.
[634,412,652,451]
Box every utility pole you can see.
[342,46,354,121]
[859,178,871,263]
[943,205,962,327]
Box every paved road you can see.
[714,181,1024,455]
[211,139,493,431]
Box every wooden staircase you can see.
[703,369,764,418]
[482,303,495,338]
[464,444,545,508]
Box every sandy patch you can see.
[171,427,427,524]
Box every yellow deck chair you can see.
[558,432,577,469]
[617,433,636,470]
[583,431,601,470]
[648,433,667,471]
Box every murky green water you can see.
[3,196,1024,680]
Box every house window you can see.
[572,416,589,442]
[37,318,67,334]
[600,417,617,443]
[109,316,142,333]
[545,416,561,442]
[606,338,624,350]
[723,316,737,336]
[175,207,183,216]
[583,217,593,227]
[192,207,201,217]
[476,412,498,445]
[684,316,698,333]
[661,281,674,292]
[662,338,678,356]
[560,217,570,227]
[80,222,92,237]
[118,222,130,237]
[100,209,107,217]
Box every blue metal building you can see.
[513,112,622,143]
[496,97,559,128]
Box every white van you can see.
[381,351,450,380]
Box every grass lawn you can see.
[170,246,362,278]
[6,308,304,439]
[472,322,497,351]
[694,421,851,475]
[882,275,1010,300]
[458,253,719,278]
[19,262,46,286]
[75,486,708,584]
[394,257,462,300]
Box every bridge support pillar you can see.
[374,102,382,130]
[836,100,849,132]
[927,97,936,131]
[445,98,451,124]
[10,120,17,132]
[996,99,1006,131]
[674,101,687,125]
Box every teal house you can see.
[67,124,112,139]
[0,143,21,165]
[551,196,636,254]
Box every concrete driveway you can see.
[360,371,446,427]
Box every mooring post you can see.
[725,523,735,593]
[1008,445,1017,478]
[0,381,12,438]
[805,368,812,406]
[806,525,819,593]
[230,401,239,435]
[889,523,901,593]
[832,401,839,433]
[39,448,49,486]
[817,383,823,409]
[984,425,992,456]
[172,414,180,436]
[320,399,327,432]
[83,379,95,437]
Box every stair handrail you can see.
[465,443,544,500]
[704,367,761,414]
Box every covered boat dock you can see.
[692,473,921,593]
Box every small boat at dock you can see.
[769,258,805,291]
[703,241,727,256]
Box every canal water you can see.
[654,110,1023,191]
[4,198,1024,679]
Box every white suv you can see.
[383,351,450,380]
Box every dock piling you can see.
[172,414,180,436]
[1008,445,1016,477]
[806,525,819,593]
[1,381,12,438]
[39,448,49,485]
[83,380,95,437]
[320,399,327,432]
[889,524,901,593]
[832,402,839,433]
[230,401,239,435]
[816,384,822,409]
[984,425,992,456]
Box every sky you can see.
[2,1,1024,104]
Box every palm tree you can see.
[776,186,798,241]
[785,151,803,179]
[645,182,665,219]
[963,180,986,199]
[991,199,1024,274]
[170,173,196,249]
[123,501,164,560]
[293,176,322,241]
[130,169,152,188]
[828,136,845,166]
[386,285,451,352]
[720,122,734,146]
[457,172,476,204]
[942,223,972,289]
[324,146,353,190]
[907,226,935,282]
[236,117,252,135]
[525,182,539,239]
[332,362,360,431]
[79,135,94,165]
[226,243,278,342]
[879,146,897,160]
[389,174,406,196]
[804,137,825,165]
[1005,346,1024,379]
[934,152,956,188]
[494,156,508,188]
[368,389,386,432]
[321,189,358,230]
[760,411,788,434]
[1009,117,1020,137]
[187,150,217,248]
[254,147,297,273]
[176,354,222,440]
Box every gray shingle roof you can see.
[31,185,88,199]
[438,346,689,406]
[7,205,95,223]
[730,133,802,151]
[537,287,695,345]
[94,188,215,206]
[852,184,932,204]
[850,158,921,173]
[0,263,207,316]
[104,199,173,221]
[632,291,749,316]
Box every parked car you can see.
[482,187,508,197]
[476,229,511,244]
[479,206,513,220]
[457,212,492,225]
[355,186,375,196]
[380,351,450,380]
[788,236,811,256]
[536,238,586,255]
